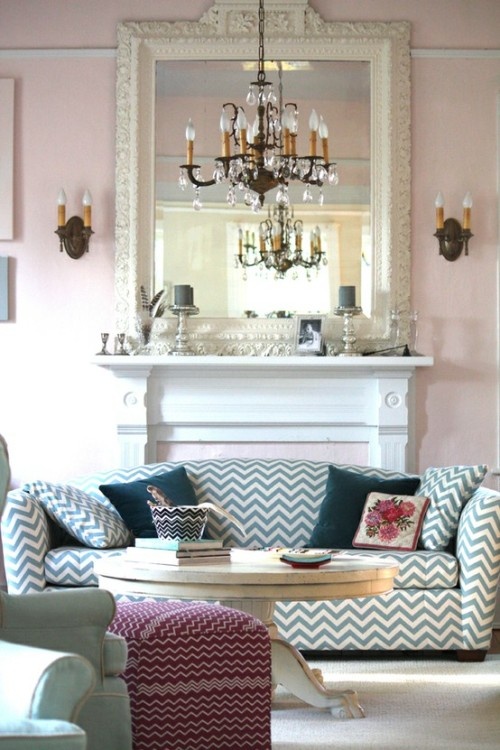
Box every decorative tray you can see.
[279,551,332,568]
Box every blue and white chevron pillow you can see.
[418,464,487,550]
[25,481,132,549]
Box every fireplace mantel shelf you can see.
[92,354,433,374]
[92,355,433,471]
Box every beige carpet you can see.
[271,654,500,749]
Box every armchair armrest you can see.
[1,489,51,593]
[456,486,500,649]
[0,640,95,722]
[0,589,117,680]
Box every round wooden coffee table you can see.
[95,552,398,718]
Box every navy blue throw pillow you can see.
[99,466,198,538]
[308,465,421,549]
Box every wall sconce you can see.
[434,191,473,261]
[55,189,94,259]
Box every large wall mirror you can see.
[115,0,410,351]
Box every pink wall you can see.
[0,1,499,491]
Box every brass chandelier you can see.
[236,204,327,279]
[179,0,338,213]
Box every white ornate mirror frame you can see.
[115,0,411,354]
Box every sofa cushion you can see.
[24,481,131,549]
[308,465,421,549]
[99,466,198,538]
[418,464,488,550]
[353,492,430,551]
[45,547,125,586]
[334,549,459,589]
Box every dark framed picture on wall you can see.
[294,316,325,355]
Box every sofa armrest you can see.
[0,589,117,681]
[0,640,95,722]
[1,489,51,593]
[456,486,500,649]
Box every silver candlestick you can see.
[168,304,199,356]
[334,306,363,356]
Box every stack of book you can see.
[126,537,230,566]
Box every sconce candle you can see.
[83,190,92,228]
[462,191,472,230]
[435,191,444,230]
[57,188,67,227]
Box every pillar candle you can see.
[174,284,194,306]
[339,285,356,308]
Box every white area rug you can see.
[271,654,500,749]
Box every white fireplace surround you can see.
[93,355,433,472]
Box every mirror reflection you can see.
[154,59,371,317]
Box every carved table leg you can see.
[224,598,364,718]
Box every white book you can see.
[134,537,224,551]
[126,546,230,566]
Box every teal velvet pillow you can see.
[99,466,198,538]
[308,465,421,549]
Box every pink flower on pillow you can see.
[354,492,430,551]
[400,500,416,516]
[361,495,418,541]
[379,523,399,542]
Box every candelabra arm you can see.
[434,217,473,261]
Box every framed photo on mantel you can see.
[294,315,325,355]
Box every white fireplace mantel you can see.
[92,355,433,471]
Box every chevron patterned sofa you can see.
[3,458,500,660]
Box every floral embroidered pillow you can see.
[353,492,430,551]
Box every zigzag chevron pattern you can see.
[45,547,126,586]
[331,549,458,589]
[457,490,500,648]
[109,600,271,750]
[1,489,50,593]
[275,588,464,650]
[4,459,500,653]
[419,464,487,550]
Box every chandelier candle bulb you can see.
[319,117,329,163]
[57,188,66,227]
[185,119,195,165]
[83,190,92,228]
[220,110,231,158]
[174,284,194,306]
[435,191,444,230]
[237,108,247,154]
[339,285,356,308]
[309,109,319,157]
[462,192,472,230]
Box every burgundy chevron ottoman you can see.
[110,599,272,750]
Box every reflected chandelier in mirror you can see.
[115,0,411,352]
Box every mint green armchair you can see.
[0,435,132,750]
[0,640,94,749]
